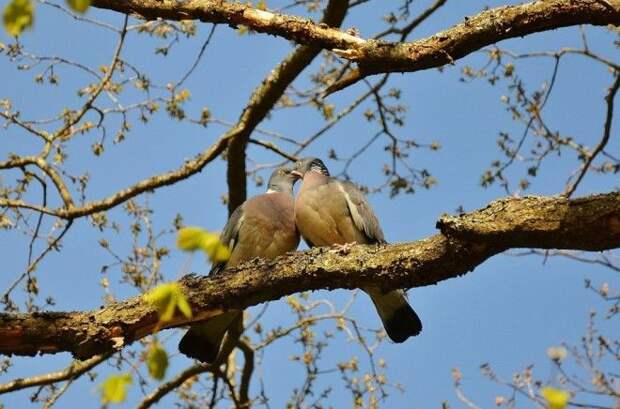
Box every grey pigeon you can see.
[292,157,422,342]
[179,167,301,362]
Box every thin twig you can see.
[565,72,620,197]
[174,24,218,89]
[2,219,73,302]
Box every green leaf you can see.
[144,282,192,322]
[176,293,192,319]
[3,0,34,37]
[541,387,570,409]
[176,226,230,264]
[176,226,207,251]
[147,343,168,380]
[199,230,231,263]
[100,373,132,404]
[208,240,231,263]
[66,0,90,13]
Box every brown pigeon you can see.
[292,157,422,342]
[179,167,301,362]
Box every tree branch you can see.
[0,353,110,394]
[90,0,620,92]
[0,192,618,359]
[0,134,230,219]
[237,340,254,408]
[136,363,213,409]
[564,72,620,197]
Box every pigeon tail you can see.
[366,289,422,343]
[179,311,240,363]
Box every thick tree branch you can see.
[327,0,620,91]
[90,0,620,92]
[90,0,364,48]
[0,192,618,359]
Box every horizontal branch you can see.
[1,192,618,359]
[90,0,620,91]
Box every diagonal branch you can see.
[0,191,618,359]
[90,0,620,92]
[564,72,620,197]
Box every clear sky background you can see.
[1,0,618,408]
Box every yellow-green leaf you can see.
[176,293,192,319]
[199,231,219,252]
[199,231,231,263]
[176,226,230,264]
[100,373,132,404]
[176,226,207,251]
[208,241,231,263]
[144,282,192,322]
[541,386,570,409]
[147,343,168,380]
[66,0,90,13]
[3,0,34,37]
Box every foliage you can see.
[3,0,90,37]
[541,387,569,409]
[2,0,34,37]
[100,373,132,404]
[66,0,90,14]
[146,342,169,381]
[176,226,231,263]
[145,282,192,322]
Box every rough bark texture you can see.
[1,192,618,359]
[90,0,620,91]
[332,0,620,84]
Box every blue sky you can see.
[1,0,618,408]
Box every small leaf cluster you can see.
[3,0,90,37]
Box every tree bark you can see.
[0,192,618,359]
[90,0,620,91]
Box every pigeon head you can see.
[266,166,301,194]
[291,157,330,178]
